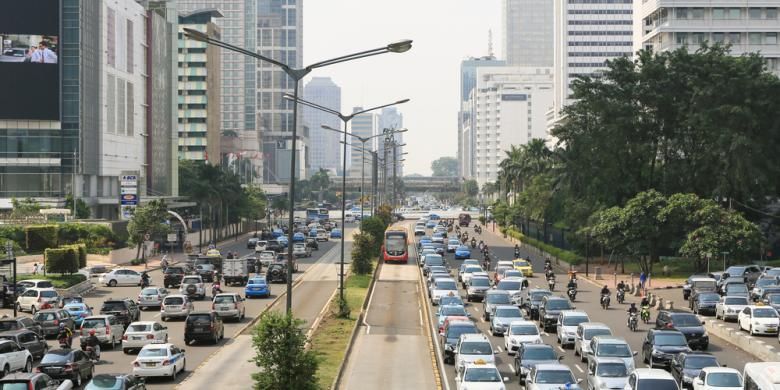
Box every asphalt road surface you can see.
[418,223,757,390]
[0,233,341,389]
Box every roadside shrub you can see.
[61,244,87,268]
[506,227,583,265]
[351,232,375,275]
[58,223,117,249]
[0,225,25,244]
[44,247,79,274]
[25,225,58,251]
[359,217,386,256]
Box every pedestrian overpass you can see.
[329,176,461,193]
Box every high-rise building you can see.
[549,0,633,141]
[348,108,375,178]
[503,0,554,66]
[177,9,222,166]
[258,0,305,184]
[470,67,554,187]
[635,2,780,75]
[378,107,404,177]
[458,56,505,178]
[174,0,260,182]
[303,77,341,176]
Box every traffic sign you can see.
[167,233,177,242]
[120,194,138,205]
[121,187,137,195]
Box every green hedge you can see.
[44,246,79,274]
[505,227,583,265]
[61,244,87,268]
[25,225,58,251]
[58,223,117,249]
[0,225,24,244]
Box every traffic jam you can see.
[410,212,776,390]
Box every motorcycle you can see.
[544,261,552,272]
[640,306,651,323]
[628,312,639,331]
[617,289,625,304]
[600,294,611,310]
[471,239,477,249]
[547,277,555,291]
[58,335,72,349]
[80,342,100,361]
[545,269,555,280]
[514,249,521,258]
[567,287,577,301]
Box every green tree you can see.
[127,200,171,261]
[309,168,331,203]
[251,312,318,390]
[430,157,458,177]
[10,198,42,218]
[64,194,91,219]
[360,216,387,255]
[463,179,479,197]
[351,232,375,275]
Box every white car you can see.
[0,339,33,374]
[80,315,125,348]
[556,311,590,348]
[99,268,143,287]
[122,321,169,353]
[625,368,678,390]
[316,229,329,242]
[254,241,267,253]
[460,265,484,288]
[693,367,743,390]
[132,343,186,380]
[414,225,426,236]
[447,239,461,252]
[587,357,629,390]
[16,288,60,314]
[715,296,749,321]
[138,287,169,309]
[526,364,582,390]
[160,295,194,321]
[179,275,206,300]
[431,278,459,306]
[455,334,495,374]
[738,305,780,335]
[495,278,525,304]
[212,293,246,321]
[456,360,507,390]
[257,251,276,267]
[496,260,514,269]
[504,320,542,354]
[575,322,612,362]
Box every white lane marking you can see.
[575,365,584,374]
[152,312,161,318]
[557,346,565,353]
[481,317,486,323]
[497,346,503,352]
[418,308,423,327]
[508,364,516,374]
[541,332,549,337]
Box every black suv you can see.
[655,310,708,350]
[538,296,573,332]
[642,329,692,368]
[247,237,259,249]
[265,240,283,252]
[0,317,43,337]
[266,263,288,283]
[163,266,186,288]
[184,311,224,345]
[100,299,140,328]
[305,238,319,251]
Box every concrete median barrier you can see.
[704,319,780,362]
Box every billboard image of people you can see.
[0,0,60,120]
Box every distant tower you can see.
[488,29,494,58]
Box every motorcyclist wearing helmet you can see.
[57,323,72,347]
[627,303,639,325]
[601,285,610,296]
[84,329,101,359]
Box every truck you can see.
[222,258,251,286]
[458,213,472,227]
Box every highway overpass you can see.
[328,176,461,193]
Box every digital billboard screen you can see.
[0,0,60,120]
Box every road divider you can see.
[704,318,780,362]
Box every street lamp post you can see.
[4,242,17,317]
[184,28,411,314]
[283,95,408,312]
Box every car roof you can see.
[649,329,685,335]
[690,277,716,282]
[535,363,571,371]
[129,321,158,326]
[632,368,676,380]
[486,290,510,295]
[701,367,741,374]
[164,294,188,298]
[84,315,113,319]
[592,336,628,344]
[0,329,32,336]
[494,305,520,310]
[579,322,611,330]
[508,320,536,326]
[0,373,45,380]
[459,333,490,342]
[593,357,628,365]
[561,311,589,317]
[140,343,174,350]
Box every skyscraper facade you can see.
[378,107,404,177]
[303,77,341,176]
[503,0,554,66]
[348,108,375,178]
[258,0,305,184]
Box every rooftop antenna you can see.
[488,29,494,58]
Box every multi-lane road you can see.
[416,223,758,390]
[0,230,346,389]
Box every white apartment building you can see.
[549,0,634,142]
[348,108,375,178]
[635,1,780,74]
[471,67,554,187]
[504,0,555,66]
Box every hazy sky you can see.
[303,0,502,176]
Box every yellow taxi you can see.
[512,259,533,277]
[206,249,221,257]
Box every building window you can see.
[767,8,778,19]
[676,7,688,19]
[692,33,705,44]
[676,32,688,44]
[767,32,778,44]
[728,32,741,44]
[107,7,116,67]
[750,32,763,44]
[749,8,763,19]
[712,32,724,43]
[127,20,133,73]
[691,8,704,19]
[728,8,741,19]
[713,8,725,19]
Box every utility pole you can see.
[392,140,397,213]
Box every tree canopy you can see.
[431,157,458,177]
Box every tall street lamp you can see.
[184,28,411,314]
[282,95,408,312]
[3,242,17,317]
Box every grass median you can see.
[309,262,376,389]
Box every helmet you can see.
[630,303,636,308]
[89,329,96,335]
[59,323,66,329]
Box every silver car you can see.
[575,322,612,362]
[160,294,194,321]
[138,287,169,310]
[587,357,629,390]
[715,296,749,321]
[490,305,523,336]
[212,293,246,321]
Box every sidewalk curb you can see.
[704,319,780,361]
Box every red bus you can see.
[383,227,409,263]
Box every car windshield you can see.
[656,333,688,346]
[726,266,746,276]
[584,329,612,340]
[523,347,555,360]
[65,304,87,311]
[768,295,780,304]
[597,343,632,357]
[727,285,748,293]
[142,288,160,295]
[497,281,522,291]
[34,312,58,321]
[671,314,702,327]
[40,290,57,298]
[164,297,184,305]
[699,294,720,302]
[187,315,212,324]
[165,268,184,274]
[449,240,460,245]
[127,324,151,332]
[81,319,106,329]
[495,308,522,318]
[637,379,679,390]
[486,293,511,304]
[545,300,572,310]
[767,269,780,277]
[459,341,492,355]
[753,308,778,318]
[214,295,236,304]
[707,373,743,387]
[249,279,266,285]
[138,348,168,358]
[514,261,530,267]
[562,316,588,326]
[182,277,201,284]
[536,370,575,384]
[440,296,463,306]
[464,367,502,382]
[85,375,124,389]
[0,322,19,331]
[41,350,72,364]
[597,363,628,377]
[436,281,458,290]
[756,279,776,288]
[441,306,467,317]
[102,302,127,311]
[465,266,482,273]
[724,297,748,305]
[510,325,538,335]
[470,278,490,287]
[426,256,444,266]
[447,325,478,339]
[685,356,719,369]
[530,291,552,301]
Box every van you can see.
[344,213,355,223]
[744,362,780,390]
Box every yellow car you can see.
[206,249,221,257]
[512,259,533,277]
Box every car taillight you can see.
[162,359,171,366]
[122,335,128,340]
[147,334,155,339]
[211,303,215,310]
[28,383,33,390]
[64,363,77,372]
[106,326,111,335]
[133,361,140,367]
[35,367,42,373]
[52,319,58,326]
